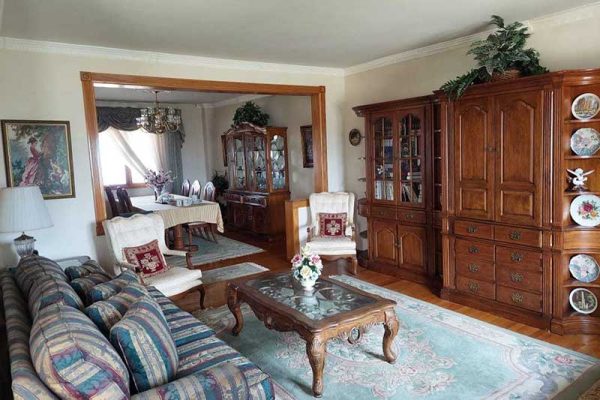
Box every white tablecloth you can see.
[131,195,224,232]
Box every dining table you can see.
[131,194,224,251]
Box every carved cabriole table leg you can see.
[383,308,399,363]
[227,285,244,336]
[306,336,326,397]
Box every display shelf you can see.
[564,279,600,289]
[564,155,600,160]
[565,118,600,124]
[563,191,600,196]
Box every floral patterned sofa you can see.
[1,255,274,399]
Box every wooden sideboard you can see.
[223,123,290,239]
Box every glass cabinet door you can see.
[270,134,287,190]
[246,134,267,192]
[399,112,423,205]
[232,135,246,189]
[372,115,395,201]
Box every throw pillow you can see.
[87,270,140,304]
[65,259,111,281]
[318,212,347,237]
[28,277,84,316]
[30,303,130,399]
[110,295,178,393]
[14,255,68,296]
[122,239,170,278]
[85,283,149,335]
[70,273,112,303]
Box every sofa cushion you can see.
[28,277,83,316]
[110,296,178,393]
[123,239,170,278]
[85,283,148,334]
[318,212,347,237]
[30,303,130,399]
[14,255,68,296]
[70,273,112,303]
[65,260,110,281]
[165,310,215,347]
[87,270,140,304]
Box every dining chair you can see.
[181,179,191,197]
[190,180,201,197]
[185,181,218,244]
[103,213,205,308]
[116,187,134,214]
[104,187,120,217]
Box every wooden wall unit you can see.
[223,123,291,239]
[440,69,600,334]
[354,96,442,288]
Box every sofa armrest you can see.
[132,363,259,400]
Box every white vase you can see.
[300,278,316,291]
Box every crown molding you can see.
[0,36,345,77]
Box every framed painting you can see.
[2,120,75,199]
[300,125,314,168]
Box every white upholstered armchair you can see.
[305,192,358,275]
[103,213,205,308]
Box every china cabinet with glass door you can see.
[354,96,439,288]
[223,123,290,239]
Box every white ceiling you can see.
[1,0,597,68]
[94,87,249,104]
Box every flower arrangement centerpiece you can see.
[291,246,323,290]
[144,169,174,200]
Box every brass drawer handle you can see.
[511,292,524,304]
[509,230,521,240]
[510,272,524,283]
[468,282,479,292]
[511,252,523,262]
[468,263,479,273]
[467,225,478,234]
[468,246,479,254]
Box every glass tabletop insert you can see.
[245,274,377,320]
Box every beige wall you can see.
[342,6,600,248]
[0,49,344,267]
[212,95,314,199]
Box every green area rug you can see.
[195,275,600,400]
[201,262,268,285]
[169,234,264,267]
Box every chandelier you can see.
[136,90,182,134]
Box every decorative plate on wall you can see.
[570,194,600,227]
[569,254,600,283]
[569,288,598,315]
[572,93,600,120]
[349,129,363,146]
[570,128,600,156]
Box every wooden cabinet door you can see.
[454,97,494,220]
[494,90,544,226]
[397,225,427,273]
[370,219,398,265]
[252,206,268,234]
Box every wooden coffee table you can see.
[226,272,399,397]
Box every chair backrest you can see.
[181,179,191,197]
[201,181,216,202]
[104,187,120,217]
[308,192,355,236]
[116,188,133,213]
[190,180,201,197]
[103,213,170,266]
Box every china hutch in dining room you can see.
[223,122,290,239]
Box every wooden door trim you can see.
[285,198,309,259]
[81,72,328,234]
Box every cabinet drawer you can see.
[454,220,493,240]
[243,195,267,207]
[494,226,541,248]
[398,210,426,224]
[371,206,396,220]
[495,246,541,270]
[497,285,542,312]
[456,276,495,300]
[456,257,495,282]
[455,238,494,261]
[496,267,542,294]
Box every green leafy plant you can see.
[441,15,548,99]
[232,101,269,127]
[211,170,229,195]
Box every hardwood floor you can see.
[177,232,600,359]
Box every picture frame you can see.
[221,134,228,166]
[300,125,314,168]
[1,120,75,199]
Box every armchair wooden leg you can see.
[350,256,358,275]
[198,285,206,310]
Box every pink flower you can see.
[554,355,574,365]
[310,255,321,264]
[291,254,302,263]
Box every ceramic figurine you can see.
[567,168,594,192]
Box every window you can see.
[98,127,158,187]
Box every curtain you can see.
[158,128,184,193]
[97,107,140,132]
[104,127,158,177]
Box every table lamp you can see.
[0,186,53,258]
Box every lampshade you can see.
[0,186,53,233]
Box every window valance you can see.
[96,107,186,143]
